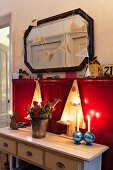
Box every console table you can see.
[0,127,108,170]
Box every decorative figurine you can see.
[10,114,18,130]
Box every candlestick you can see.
[84,131,95,145]
[72,131,83,144]
[87,115,91,132]
[84,114,95,145]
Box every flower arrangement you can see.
[28,99,61,120]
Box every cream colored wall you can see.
[0,0,113,75]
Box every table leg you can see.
[16,158,19,168]
[9,155,13,170]
[0,151,2,170]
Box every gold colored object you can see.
[32,119,48,138]
[89,59,101,77]
[10,114,18,130]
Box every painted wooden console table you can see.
[0,127,108,170]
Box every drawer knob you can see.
[3,143,8,148]
[56,162,65,169]
[26,151,33,157]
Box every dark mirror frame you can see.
[24,8,94,73]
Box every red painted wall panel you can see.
[40,79,73,134]
[13,78,113,170]
[13,79,36,125]
[77,79,113,170]
[13,79,73,133]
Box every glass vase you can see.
[31,119,48,139]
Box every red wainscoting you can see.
[13,78,113,170]
[13,79,73,133]
[40,79,73,134]
[77,78,113,170]
[13,79,36,125]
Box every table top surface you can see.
[0,127,108,162]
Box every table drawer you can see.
[18,142,43,165]
[0,136,16,154]
[45,152,78,170]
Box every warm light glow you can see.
[86,115,90,119]
[38,101,41,106]
[9,110,13,116]
[61,113,69,122]
[95,112,100,118]
[84,98,89,104]
[90,110,95,116]
[82,121,86,129]
[60,80,86,136]
[73,98,80,106]
[31,81,42,106]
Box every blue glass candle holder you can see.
[72,131,83,144]
[84,131,95,145]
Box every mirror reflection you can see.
[24,8,94,73]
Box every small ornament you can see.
[69,22,87,32]
[75,47,89,58]
[10,114,18,130]
[84,131,95,145]
[19,69,23,79]
[69,22,80,31]
[31,19,38,26]
[19,69,30,79]
[72,131,83,144]
[80,23,87,32]
[89,57,101,77]
[84,64,91,77]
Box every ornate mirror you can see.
[24,8,94,73]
